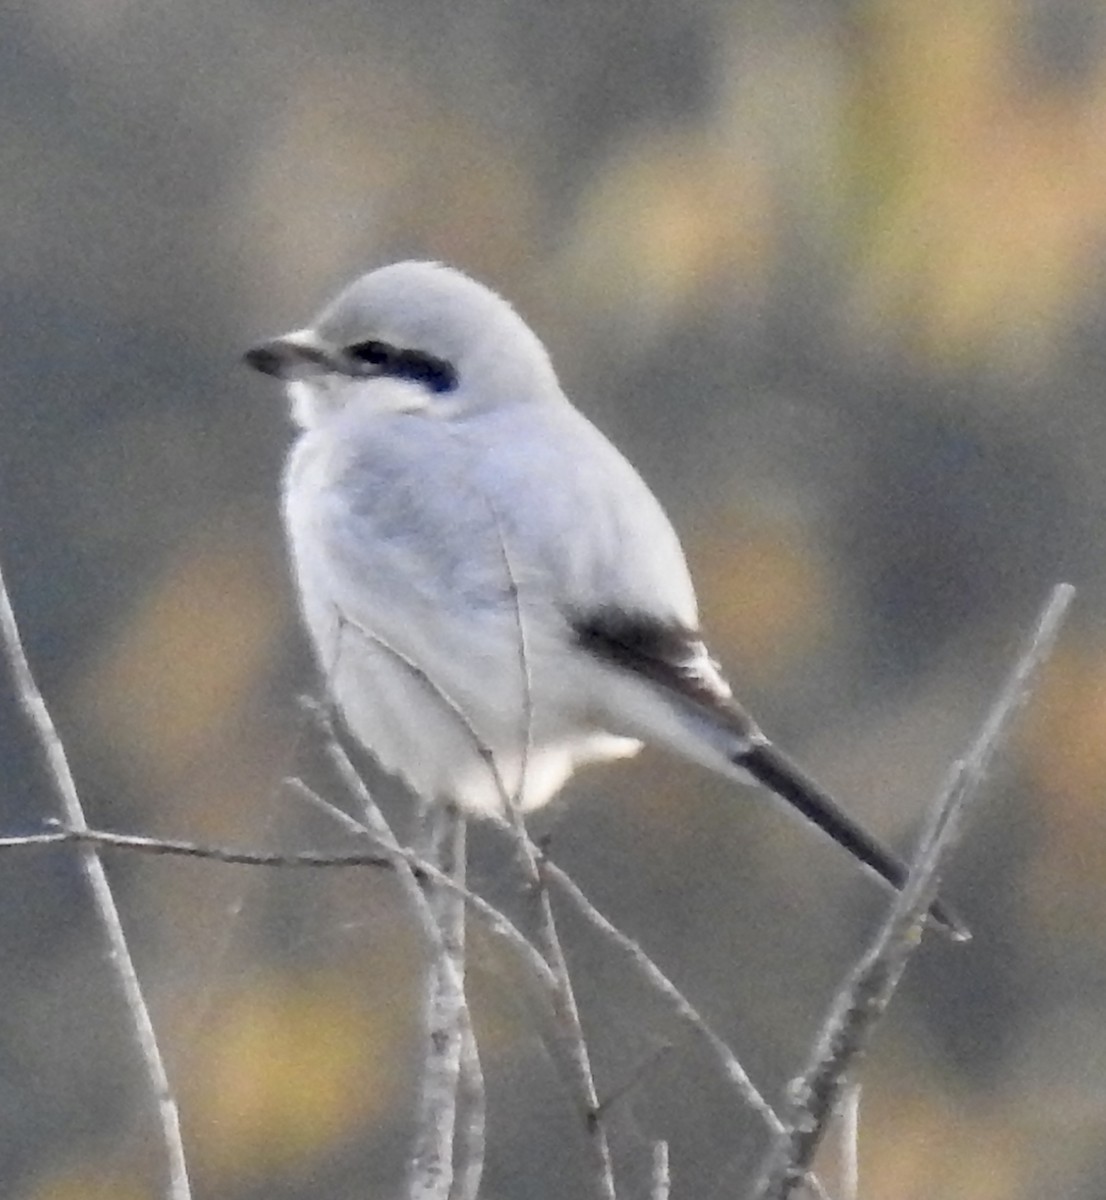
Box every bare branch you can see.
[0,824,399,869]
[595,1042,674,1120]
[409,805,473,1200]
[650,1141,670,1200]
[0,557,192,1200]
[453,1002,488,1200]
[309,710,483,1200]
[533,850,617,1200]
[484,501,618,1200]
[286,778,556,992]
[335,619,503,793]
[290,775,510,1200]
[487,500,533,806]
[6,807,797,1184]
[407,800,487,1200]
[837,1085,860,1200]
[343,484,617,1200]
[751,582,1074,1200]
[544,860,787,1138]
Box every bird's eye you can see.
[395,349,459,393]
[346,340,395,365]
[341,339,459,394]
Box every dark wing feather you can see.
[571,606,967,939]
[572,607,757,737]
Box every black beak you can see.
[242,332,341,380]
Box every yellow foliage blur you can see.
[186,968,410,1182]
[848,0,1106,368]
[692,511,832,681]
[24,1174,150,1200]
[862,1091,1029,1199]
[77,525,285,788]
[1022,640,1106,931]
[559,128,774,329]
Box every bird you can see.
[244,260,964,937]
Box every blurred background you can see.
[2,0,1106,1196]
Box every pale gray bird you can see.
[245,261,961,935]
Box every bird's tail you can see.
[576,617,967,938]
[594,672,968,939]
[732,738,969,940]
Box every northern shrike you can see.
[246,261,961,934]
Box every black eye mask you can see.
[345,340,458,394]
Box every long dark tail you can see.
[737,740,969,940]
[570,609,967,938]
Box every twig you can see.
[650,1141,670,1200]
[0,557,192,1200]
[0,812,780,1143]
[406,795,486,1200]
[544,860,786,1137]
[453,1003,487,1200]
[328,614,537,1195]
[595,1042,675,1120]
[837,1086,860,1200]
[290,776,515,1200]
[4,810,803,1186]
[285,778,556,992]
[0,825,399,868]
[485,505,618,1200]
[487,501,533,807]
[750,582,1074,1200]
[535,850,616,1200]
[310,710,484,1200]
[340,501,617,1199]
[399,804,487,1200]
[410,804,472,1200]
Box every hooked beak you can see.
[242,329,344,380]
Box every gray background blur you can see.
[4,1,1106,1197]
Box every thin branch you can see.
[2,807,560,998]
[330,611,531,1195]
[309,711,483,1200]
[545,860,787,1137]
[837,1085,860,1200]
[595,1042,675,1120]
[484,503,618,1200]
[487,502,533,806]
[290,776,517,1200]
[453,1002,487,1200]
[335,619,502,794]
[0,808,785,1147]
[285,778,556,992]
[535,849,617,1200]
[5,809,798,1173]
[327,611,515,1193]
[0,558,192,1200]
[340,498,617,1199]
[650,1141,670,1200]
[406,798,487,1200]
[410,805,472,1200]
[751,582,1074,1200]
[0,825,399,869]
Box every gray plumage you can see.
[245,261,964,935]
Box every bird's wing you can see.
[309,398,700,628]
[571,606,740,715]
[463,400,703,627]
[569,600,967,938]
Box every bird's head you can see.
[244,261,559,427]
